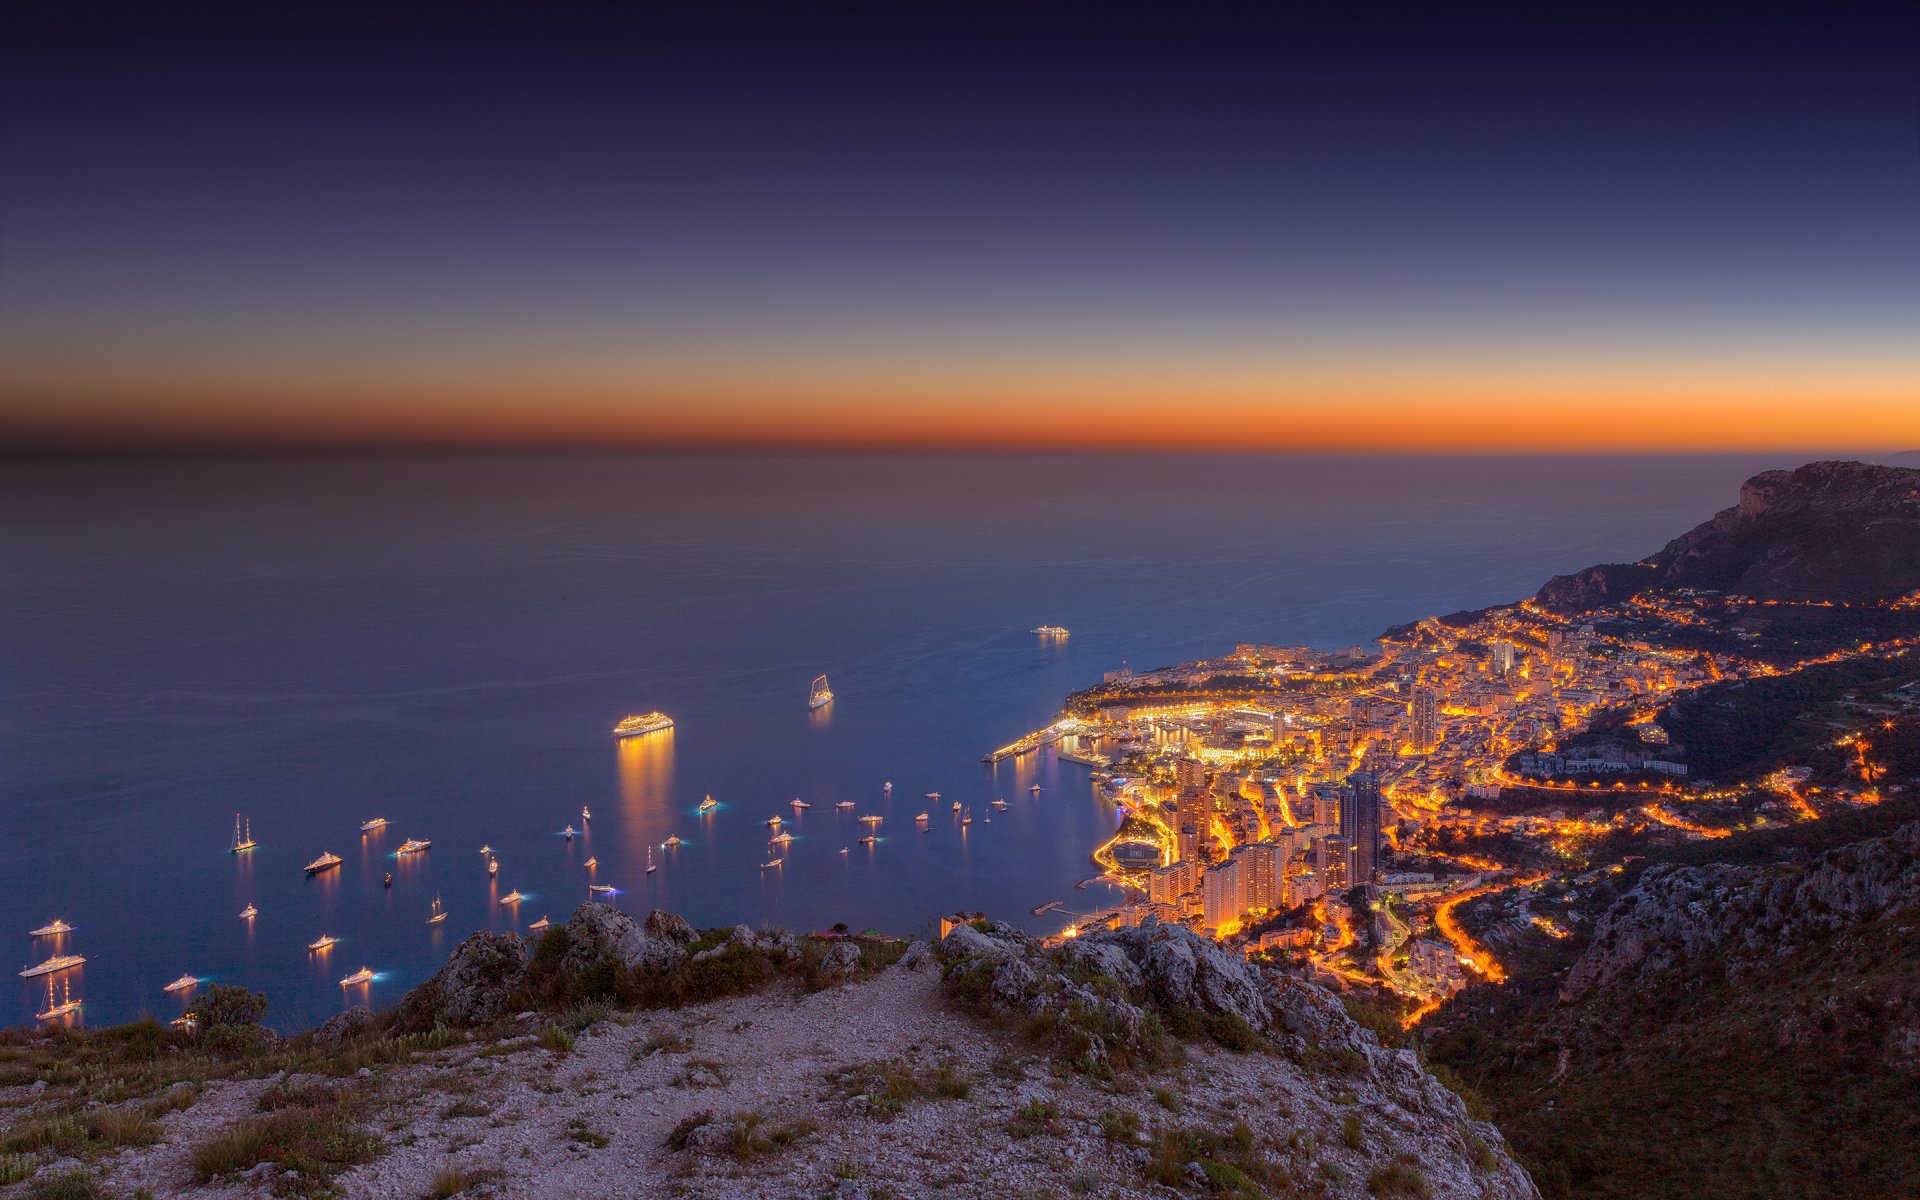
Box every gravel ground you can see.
[10,954,1533,1199]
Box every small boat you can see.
[163,974,197,994]
[859,835,877,846]
[791,798,811,809]
[479,844,493,855]
[613,711,675,738]
[37,979,81,1021]
[951,800,962,812]
[1029,785,1042,795]
[309,934,337,951]
[860,814,882,825]
[839,846,849,855]
[30,919,72,938]
[488,857,499,877]
[584,856,598,868]
[305,851,342,875]
[582,805,591,822]
[883,781,892,796]
[339,967,374,988]
[397,838,430,855]
[383,872,393,889]
[808,674,833,710]
[230,814,257,854]
[500,890,525,905]
[663,835,682,848]
[991,799,1009,811]
[698,795,718,813]
[20,954,86,978]
[836,801,856,809]
[563,825,576,840]
[926,792,941,801]
[239,904,258,920]
[360,817,388,832]
[962,807,973,826]
[589,884,618,894]
[767,814,783,827]
[646,847,658,874]
[427,894,447,925]
[529,916,551,932]
[761,858,784,869]
[771,831,794,845]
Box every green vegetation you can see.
[191,1079,384,1197]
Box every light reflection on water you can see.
[0,452,1788,1027]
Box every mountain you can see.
[1428,820,1920,1200]
[1533,460,1920,612]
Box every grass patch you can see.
[1369,1155,1433,1198]
[190,1081,384,1197]
[563,1119,609,1149]
[22,1171,116,1200]
[427,1165,496,1197]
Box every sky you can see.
[2,0,1917,453]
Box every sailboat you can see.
[230,814,256,854]
[962,806,973,825]
[808,673,833,710]
[427,894,447,925]
[36,979,80,1021]
[646,847,658,874]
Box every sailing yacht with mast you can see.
[808,674,833,710]
[427,894,447,924]
[36,979,80,1021]
[230,815,256,854]
[646,847,658,874]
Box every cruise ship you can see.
[397,838,431,855]
[162,974,198,994]
[808,674,833,710]
[613,712,675,738]
[1031,625,1070,637]
[339,967,375,987]
[20,954,85,978]
[360,817,388,832]
[305,851,342,875]
[29,919,72,938]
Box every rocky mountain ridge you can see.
[1562,820,1920,998]
[1533,459,1920,611]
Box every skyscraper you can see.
[1339,771,1382,883]
[1175,756,1206,794]
[1410,687,1438,754]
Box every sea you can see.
[0,452,1797,1030]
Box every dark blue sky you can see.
[3,1,1916,450]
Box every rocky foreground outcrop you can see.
[936,918,1538,1200]
[1534,459,1920,611]
[1564,820,1920,998]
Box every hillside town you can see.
[1001,586,1920,1023]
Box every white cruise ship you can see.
[613,712,674,738]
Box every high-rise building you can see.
[1235,841,1282,913]
[1339,771,1382,883]
[1410,687,1438,754]
[1148,861,1197,907]
[1201,856,1244,930]
[1316,835,1354,890]
[1311,784,1344,826]
[1175,756,1206,795]
[1491,640,1517,675]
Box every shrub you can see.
[1342,1112,1366,1150]
[0,1116,87,1157]
[82,1107,161,1150]
[1368,1155,1433,1198]
[1099,1107,1142,1143]
[428,1165,491,1197]
[929,1064,971,1099]
[665,1112,714,1151]
[538,1024,575,1055]
[0,1154,34,1186]
[187,985,267,1029]
[23,1171,114,1200]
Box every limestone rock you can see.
[314,1005,376,1049]
[396,930,530,1029]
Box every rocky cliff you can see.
[1533,460,1920,611]
[2,906,1538,1199]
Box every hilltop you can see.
[0,909,1535,1200]
[1533,460,1920,612]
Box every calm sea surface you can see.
[0,452,1792,1029]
